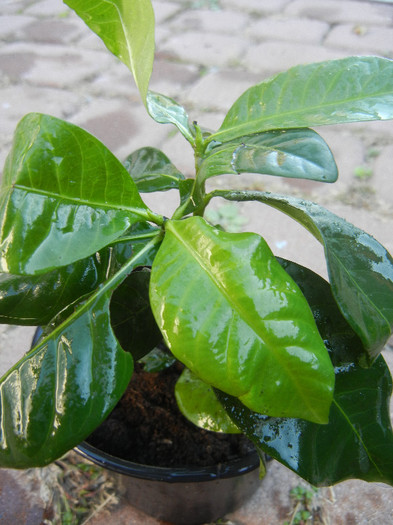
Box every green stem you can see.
[191,122,208,216]
[194,121,205,161]
[24,234,163,357]
[146,209,165,226]
[109,229,161,245]
[171,124,208,220]
[191,187,208,216]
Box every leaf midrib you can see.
[214,189,390,352]
[328,249,389,348]
[168,221,327,421]
[11,183,148,219]
[332,397,382,476]
[204,142,326,174]
[209,91,393,143]
[107,0,134,74]
[0,237,160,384]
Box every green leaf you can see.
[146,91,195,144]
[124,147,185,192]
[216,259,393,486]
[64,0,155,102]
[150,216,334,424]
[0,253,110,326]
[200,129,337,183]
[0,222,160,326]
[0,238,160,468]
[277,258,361,366]
[175,368,241,433]
[0,113,152,275]
[110,268,162,361]
[139,344,176,373]
[107,221,161,265]
[179,179,196,209]
[171,179,200,219]
[212,190,393,363]
[209,56,393,143]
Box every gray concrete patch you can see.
[225,0,292,14]
[2,0,31,15]
[24,0,72,16]
[150,59,201,99]
[186,70,261,112]
[0,85,83,166]
[285,0,393,25]
[152,0,183,24]
[0,43,113,88]
[168,9,250,34]
[88,64,141,100]
[21,18,84,45]
[325,23,393,56]
[247,17,330,44]
[161,32,249,67]
[0,325,36,377]
[374,144,393,209]
[243,41,348,75]
[0,469,45,525]
[70,99,171,160]
[0,16,36,39]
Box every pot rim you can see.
[75,441,260,483]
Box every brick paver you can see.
[161,31,249,66]
[325,23,393,55]
[243,41,348,74]
[246,18,330,44]
[285,0,393,25]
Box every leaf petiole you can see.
[18,234,163,365]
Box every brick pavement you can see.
[1,0,393,523]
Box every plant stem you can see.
[146,209,165,226]
[109,230,161,245]
[191,121,208,216]
[171,123,208,219]
[19,234,163,361]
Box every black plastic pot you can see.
[31,329,262,523]
[76,440,261,525]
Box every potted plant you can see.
[1,0,393,522]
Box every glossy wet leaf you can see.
[110,268,162,361]
[140,345,176,373]
[175,368,240,433]
[65,0,154,102]
[0,253,110,326]
[210,56,393,143]
[0,238,160,468]
[146,91,195,144]
[213,190,393,363]
[218,355,393,487]
[178,179,196,212]
[277,258,361,366]
[124,147,185,192]
[0,294,132,469]
[216,259,393,486]
[172,179,203,218]
[150,216,334,424]
[108,221,161,267]
[0,113,150,275]
[0,222,160,326]
[200,129,337,183]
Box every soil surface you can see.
[88,361,254,467]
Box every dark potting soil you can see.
[87,361,254,468]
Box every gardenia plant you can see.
[1,0,393,487]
